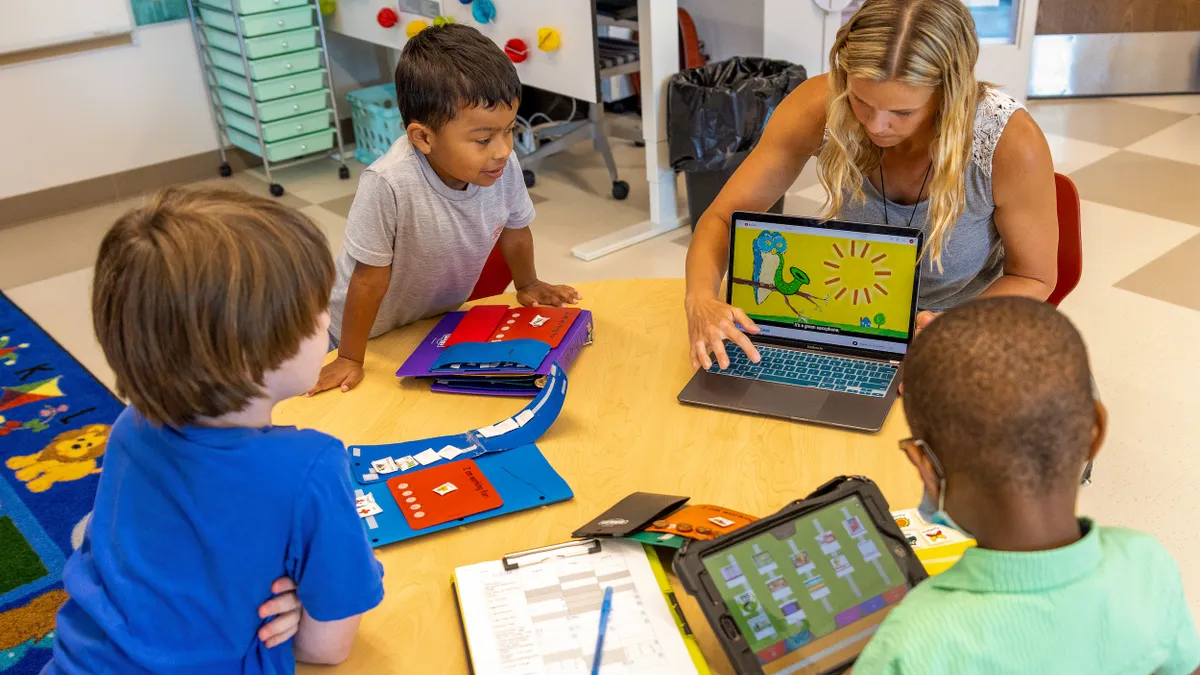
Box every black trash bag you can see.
[667,57,807,173]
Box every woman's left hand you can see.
[258,576,303,648]
[914,310,940,337]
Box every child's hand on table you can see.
[257,576,303,648]
[516,281,581,308]
[307,356,365,396]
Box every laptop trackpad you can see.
[739,381,829,419]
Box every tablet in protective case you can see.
[672,476,927,675]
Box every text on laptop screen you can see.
[731,219,919,355]
[701,496,911,674]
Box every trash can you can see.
[667,57,807,229]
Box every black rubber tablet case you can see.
[672,476,929,675]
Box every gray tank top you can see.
[836,88,1024,311]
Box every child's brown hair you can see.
[395,23,521,130]
[92,185,334,427]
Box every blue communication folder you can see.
[347,363,573,547]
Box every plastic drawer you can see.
[199,6,314,38]
[213,68,326,102]
[227,127,335,162]
[208,47,322,80]
[216,88,329,122]
[203,25,317,59]
[197,0,309,15]
[222,107,333,143]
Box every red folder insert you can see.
[443,305,508,346]
[389,459,504,530]
[444,305,580,348]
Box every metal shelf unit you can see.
[185,0,350,196]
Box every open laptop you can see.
[678,212,923,432]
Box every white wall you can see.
[763,0,829,77]
[0,21,386,201]
[679,0,765,62]
[325,30,390,106]
[0,22,217,200]
[681,0,829,78]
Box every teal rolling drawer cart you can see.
[186,0,348,197]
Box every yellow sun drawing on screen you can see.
[822,240,893,305]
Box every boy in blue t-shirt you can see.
[44,186,384,674]
[853,297,1199,674]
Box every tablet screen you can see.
[701,495,910,674]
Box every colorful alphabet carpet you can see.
[0,292,123,674]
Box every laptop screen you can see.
[700,495,912,674]
[729,216,921,356]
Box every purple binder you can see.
[395,310,593,396]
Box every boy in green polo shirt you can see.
[853,297,1200,675]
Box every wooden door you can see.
[1037,0,1200,34]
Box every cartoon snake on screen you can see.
[743,231,828,317]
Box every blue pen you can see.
[591,586,614,675]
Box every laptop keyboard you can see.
[710,343,897,397]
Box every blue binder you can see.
[348,363,573,547]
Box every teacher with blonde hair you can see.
[685,0,1058,370]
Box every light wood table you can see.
[276,278,918,674]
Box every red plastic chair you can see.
[1047,173,1083,307]
[468,243,513,301]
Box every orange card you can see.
[644,504,758,541]
[388,459,503,530]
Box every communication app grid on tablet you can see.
[701,497,910,674]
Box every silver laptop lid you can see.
[727,212,924,358]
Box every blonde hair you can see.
[818,0,983,271]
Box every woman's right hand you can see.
[686,293,762,371]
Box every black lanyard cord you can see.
[879,152,932,229]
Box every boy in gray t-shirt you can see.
[310,24,579,395]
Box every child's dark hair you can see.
[394,23,521,129]
[92,186,334,427]
[902,297,1095,494]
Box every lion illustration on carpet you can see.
[6,424,109,493]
